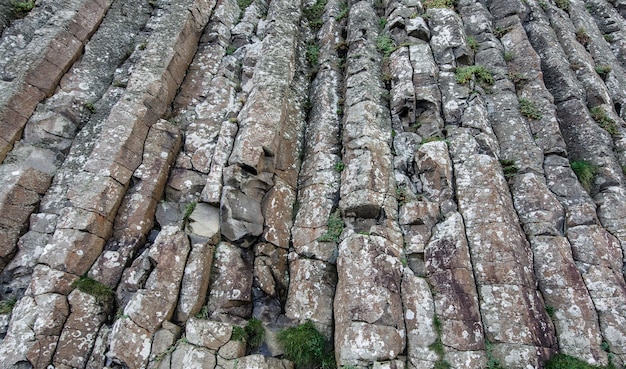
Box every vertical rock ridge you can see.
[334,2,404,367]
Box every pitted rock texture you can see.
[1,0,626,368]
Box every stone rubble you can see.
[2,0,626,368]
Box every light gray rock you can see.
[187,203,220,243]
[170,342,217,369]
[285,257,337,337]
[335,234,404,366]
[186,318,233,350]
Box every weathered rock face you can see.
[2,0,626,368]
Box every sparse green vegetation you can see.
[72,276,113,304]
[575,27,590,45]
[396,185,409,205]
[304,0,328,32]
[509,72,528,88]
[379,17,387,30]
[222,320,265,352]
[604,34,614,42]
[570,160,598,191]
[485,340,506,369]
[590,106,618,136]
[337,2,349,21]
[539,0,548,10]
[155,336,188,362]
[115,308,128,320]
[545,305,555,318]
[112,80,128,88]
[237,0,253,11]
[334,161,345,172]
[518,98,542,120]
[422,0,456,10]
[376,34,396,58]
[467,36,479,51]
[84,102,96,114]
[183,201,197,228]
[503,51,514,62]
[493,26,512,38]
[555,0,570,11]
[194,305,209,319]
[595,65,612,79]
[244,318,265,351]
[231,325,247,342]
[500,159,519,179]
[11,0,35,17]
[0,298,16,314]
[318,211,344,242]
[225,45,237,56]
[545,353,616,369]
[420,136,445,145]
[455,65,494,86]
[277,321,336,369]
[306,43,320,67]
[429,314,451,369]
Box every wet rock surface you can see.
[2,0,626,368]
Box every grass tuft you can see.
[595,65,611,80]
[555,0,570,11]
[277,321,335,369]
[485,340,506,369]
[545,353,615,369]
[337,2,348,20]
[72,276,113,304]
[455,66,494,86]
[590,106,618,136]
[0,298,16,314]
[500,159,519,179]
[575,27,590,45]
[422,0,457,10]
[244,318,265,351]
[231,325,247,341]
[570,160,598,191]
[376,34,396,58]
[306,43,320,67]
[318,211,344,242]
[467,36,479,51]
[11,0,34,17]
[237,0,253,11]
[304,0,328,33]
[518,98,542,120]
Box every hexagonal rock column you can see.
[334,235,405,367]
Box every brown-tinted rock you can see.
[108,317,152,369]
[123,226,190,332]
[53,289,109,368]
[425,213,484,352]
[38,228,105,276]
[261,178,295,249]
[176,242,215,322]
[207,242,253,320]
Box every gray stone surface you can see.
[2,0,626,367]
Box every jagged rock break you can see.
[1,0,626,368]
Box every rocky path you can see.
[1,0,626,368]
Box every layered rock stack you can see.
[1,0,626,368]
